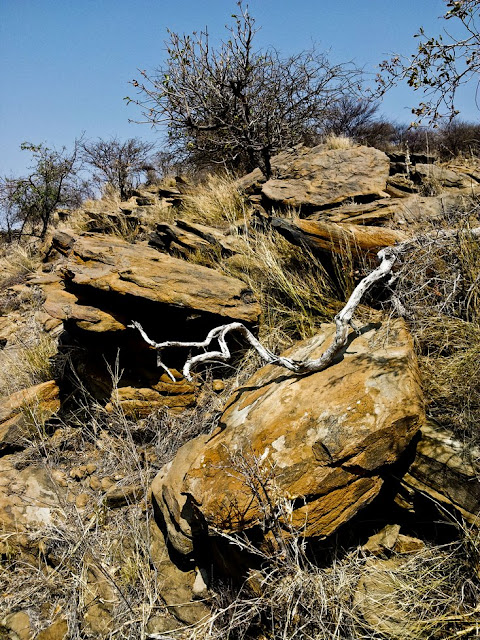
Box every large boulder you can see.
[257,145,390,209]
[152,319,424,559]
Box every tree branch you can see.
[130,227,480,381]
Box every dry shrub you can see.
[385,209,480,445]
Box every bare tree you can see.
[81,137,155,200]
[126,2,363,177]
[0,141,83,239]
[378,0,480,123]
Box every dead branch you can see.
[129,227,480,381]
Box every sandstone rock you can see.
[104,483,143,507]
[398,420,480,524]
[105,384,196,417]
[260,145,390,209]
[354,557,412,639]
[307,198,398,225]
[271,217,407,255]
[0,381,60,452]
[362,524,401,555]
[82,562,117,636]
[412,163,475,189]
[152,319,424,558]
[0,611,32,640]
[0,456,63,531]
[149,223,211,256]
[149,520,211,625]
[36,619,68,640]
[63,234,260,326]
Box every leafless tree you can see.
[126,2,364,177]
[81,137,155,200]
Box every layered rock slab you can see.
[152,319,424,557]
[64,234,259,325]
[240,145,390,209]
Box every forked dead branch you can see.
[130,226,480,382]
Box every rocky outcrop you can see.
[37,231,260,405]
[239,145,390,209]
[152,319,424,561]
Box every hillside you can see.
[0,140,479,640]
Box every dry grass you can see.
[179,173,250,226]
[0,243,41,288]
[0,375,223,639]
[323,134,356,151]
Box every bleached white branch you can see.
[129,226,480,381]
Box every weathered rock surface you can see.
[271,217,407,255]
[37,231,260,404]
[152,319,424,558]
[63,234,260,325]
[397,420,480,524]
[0,380,60,452]
[0,456,63,532]
[412,163,477,189]
[257,145,390,208]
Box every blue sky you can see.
[1,0,478,176]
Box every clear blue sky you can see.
[1,0,478,176]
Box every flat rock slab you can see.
[63,234,260,326]
[272,217,407,255]
[152,319,424,556]
[260,145,390,208]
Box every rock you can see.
[0,456,63,532]
[40,232,260,407]
[385,175,418,197]
[152,319,424,559]
[354,557,411,639]
[307,198,398,226]
[260,145,390,209]
[0,611,33,640]
[271,217,407,255]
[392,193,476,228]
[398,420,480,524]
[362,524,401,555]
[0,381,60,452]
[412,164,474,189]
[63,234,260,326]
[105,384,196,417]
[82,562,117,636]
[175,219,241,255]
[149,223,211,256]
[36,619,68,640]
[149,520,211,625]
[104,483,143,507]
